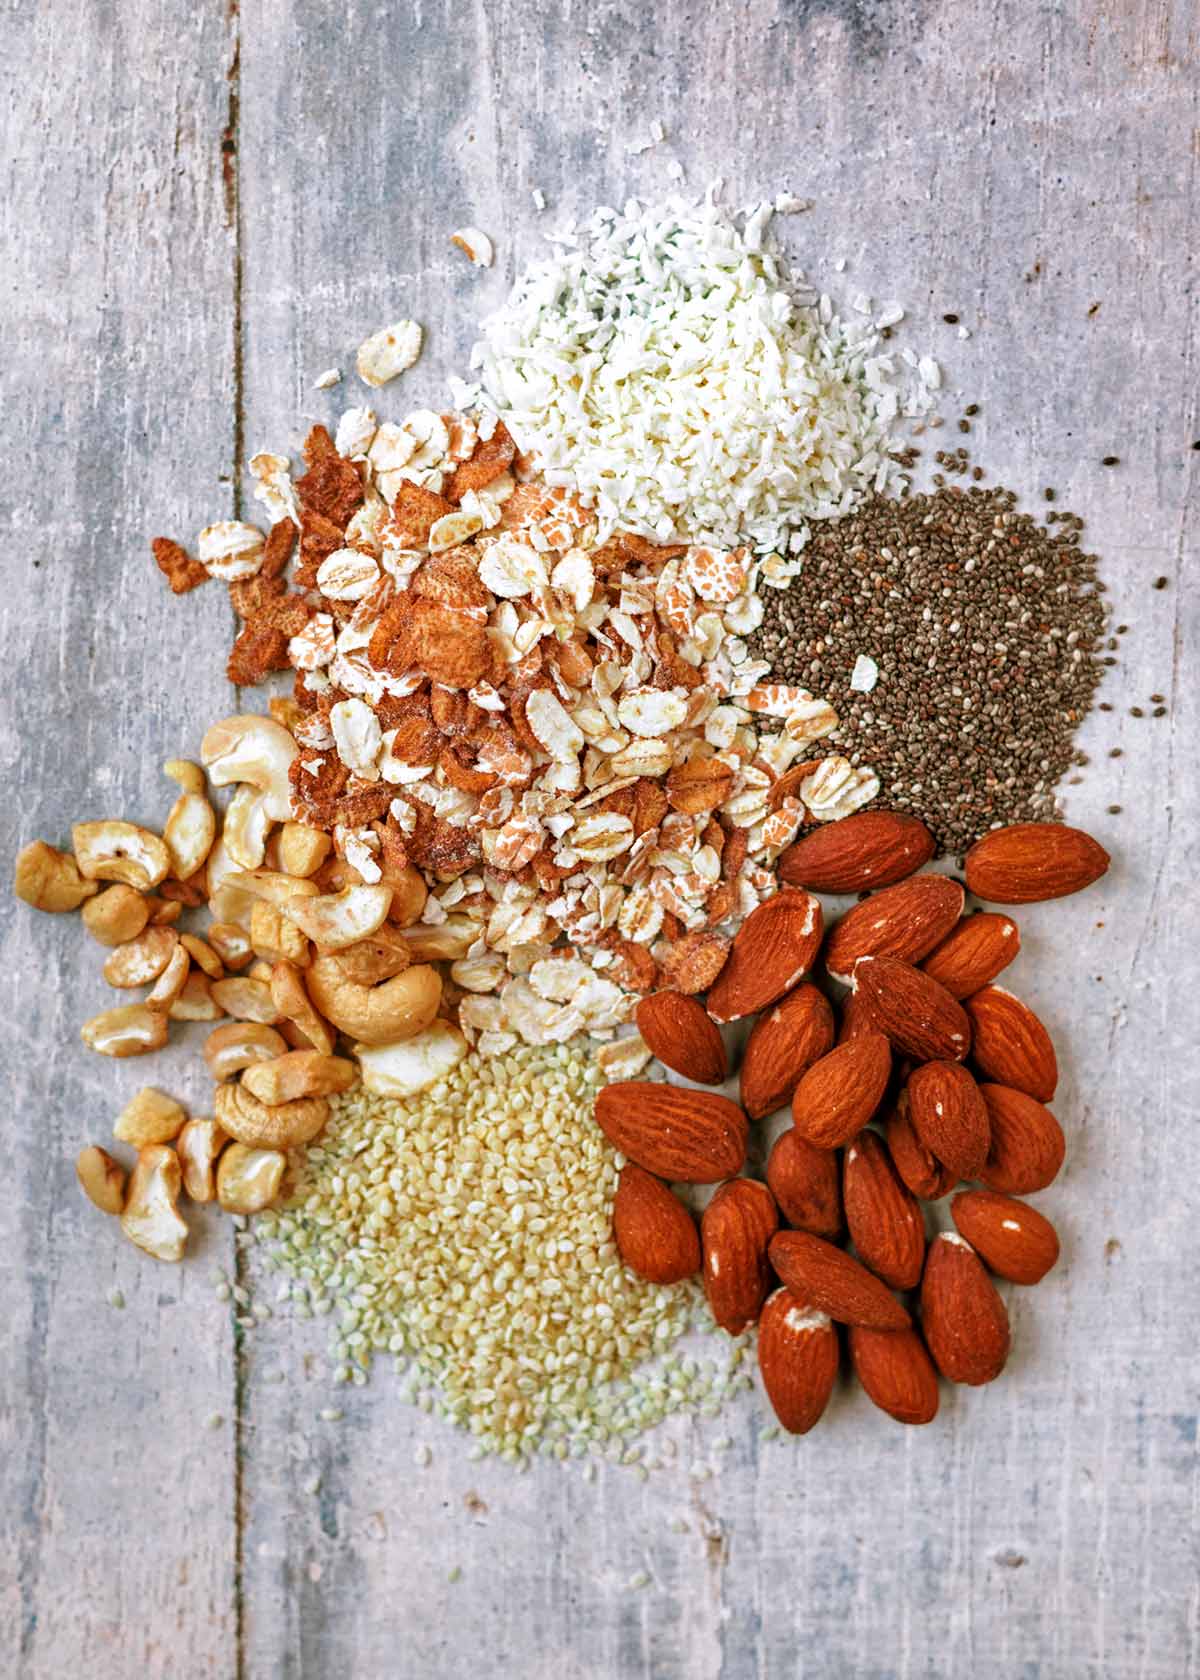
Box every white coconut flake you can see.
[850,654,879,693]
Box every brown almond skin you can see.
[766,1128,843,1238]
[594,1084,748,1183]
[837,986,878,1045]
[920,1234,1010,1385]
[885,1098,959,1200]
[756,1288,841,1434]
[612,1164,700,1283]
[823,874,965,983]
[739,983,835,1119]
[706,889,824,1023]
[951,1190,1060,1285]
[790,1033,892,1150]
[921,912,1020,999]
[964,985,1058,1102]
[842,1129,926,1291]
[635,991,728,1086]
[964,821,1110,903]
[778,810,936,893]
[852,955,971,1064]
[701,1179,779,1333]
[977,1084,1066,1193]
[848,1325,940,1425]
[906,1061,991,1180]
[769,1230,911,1329]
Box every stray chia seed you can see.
[749,482,1109,856]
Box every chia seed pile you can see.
[749,480,1109,855]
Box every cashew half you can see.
[206,837,259,928]
[146,943,191,1012]
[163,789,217,882]
[169,971,226,1022]
[281,883,393,951]
[222,783,274,871]
[398,917,480,961]
[120,1144,188,1261]
[225,869,320,908]
[114,1087,186,1147]
[177,1117,229,1202]
[209,976,281,1024]
[242,1050,357,1105]
[76,1145,127,1215]
[216,1144,286,1214]
[103,926,179,988]
[249,901,310,966]
[81,1004,169,1058]
[73,821,171,892]
[164,758,206,797]
[278,822,332,878]
[385,864,428,929]
[82,884,151,946]
[180,933,224,979]
[207,922,254,970]
[305,954,441,1046]
[330,926,412,987]
[270,960,337,1056]
[204,1021,290,1081]
[214,1081,330,1150]
[355,1022,468,1098]
[15,840,100,912]
[200,715,297,822]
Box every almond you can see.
[885,1095,958,1200]
[756,1288,840,1434]
[823,874,965,984]
[777,809,936,893]
[612,1164,701,1283]
[765,1128,843,1238]
[848,1325,940,1425]
[920,1232,1010,1385]
[593,1083,748,1183]
[789,1033,892,1149]
[851,954,971,1063]
[836,986,876,1044]
[842,1129,926,1291]
[635,990,728,1086]
[701,1178,779,1333]
[964,821,1110,903]
[905,1060,991,1179]
[950,1190,1060,1284]
[739,983,834,1119]
[920,911,1020,999]
[963,985,1057,1101]
[977,1083,1065,1193]
[769,1230,911,1329]
[705,889,824,1023]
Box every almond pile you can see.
[597,810,1110,1432]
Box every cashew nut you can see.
[76,1145,126,1215]
[205,836,259,928]
[204,1022,290,1081]
[330,925,412,987]
[177,1117,229,1202]
[305,954,441,1046]
[163,788,217,882]
[278,822,332,878]
[216,1144,287,1214]
[207,922,254,969]
[146,942,191,1012]
[247,959,275,984]
[311,855,365,895]
[180,933,224,979]
[355,1022,468,1098]
[398,917,480,961]
[114,1087,186,1147]
[281,882,393,952]
[225,868,320,907]
[270,960,336,1055]
[164,758,207,797]
[81,1003,170,1058]
[72,820,171,892]
[242,1049,357,1105]
[209,976,281,1024]
[82,884,151,946]
[102,926,180,988]
[145,897,183,926]
[222,782,274,871]
[120,1144,188,1262]
[249,900,310,966]
[200,715,297,821]
[214,1081,330,1150]
[169,971,225,1022]
[14,840,100,912]
[385,864,428,929]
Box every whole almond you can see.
[612,1164,701,1283]
[963,985,1057,1101]
[921,911,1020,999]
[706,889,824,1023]
[766,1128,843,1238]
[842,1129,926,1291]
[920,1232,1010,1385]
[778,809,936,893]
[756,1289,840,1434]
[851,954,971,1063]
[769,1230,911,1329]
[978,1083,1065,1193]
[635,990,728,1086]
[951,1190,1060,1284]
[848,1325,940,1425]
[790,1033,892,1150]
[837,986,877,1044]
[701,1178,779,1333]
[740,983,834,1119]
[906,1060,991,1179]
[823,874,965,984]
[594,1083,748,1183]
[964,821,1110,903]
[885,1097,959,1200]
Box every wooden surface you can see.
[3,2,1198,1676]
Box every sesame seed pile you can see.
[748,482,1109,855]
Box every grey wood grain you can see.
[4,0,1199,1675]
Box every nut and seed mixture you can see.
[749,483,1109,854]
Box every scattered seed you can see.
[447,1566,463,1584]
[1149,693,1165,703]
[107,1287,126,1310]
[319,1407,344,1423]
[1101,455,1119,466]
[1130,707,1144,718]
[204,1412,225,1431]
[1153,577,1168,589]
[1153,706,1167,717]
[942,312,959,324]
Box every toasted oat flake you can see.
[356,319,423,388]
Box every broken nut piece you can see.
[177,1117,230,1202]
[145,942,191,1012]
[120,1144,188,1262]
[72,820,172,892]
[102,925,180,988]
[249,900,311,966]
[169,970,225,1022]
[214,1081,330,1150]
[82,883,151,947]
[280,882,393,951]
[208,923,254,970]
[241,1049,357,1105]
[270,960,337,1056]
[75,1145,127,1215]
[163,787,217,882]
[15,840,100,912]
[216,1144,287,1214]
[114,1087,187,1148]
[81,1004,170,1058]
[209,976,281,1024]
[278,822,332,879]
[204,1021,290,1081]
